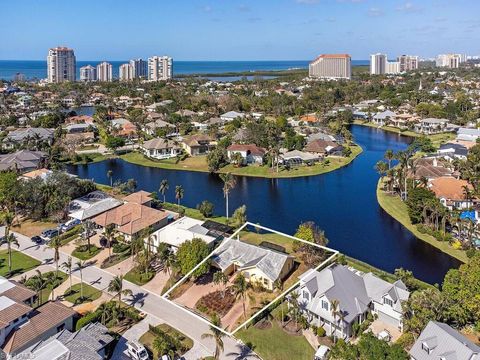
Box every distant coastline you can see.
[0,59,369,81]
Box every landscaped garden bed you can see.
[195,287,236,317]
[72,245,101,260]
[64,283,102,304]
[124,267,155,285]
[139,323,193,359]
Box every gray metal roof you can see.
[362,272,409,313]
[410,321,480,360]
[5,128,54,142]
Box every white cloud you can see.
[368,7,383,17]
[396,2,423,13]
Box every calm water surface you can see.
[68,125,460,284]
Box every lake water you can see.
[68,125,460,284]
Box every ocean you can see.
[0,60,368,81]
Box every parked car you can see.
[31,235,42,244]
[126,340,149,360]
[40,229,59,242]
[60,218,81,233]
[160,355,172,360]
[314,345,330,360]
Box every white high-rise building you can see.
[370,53,387,75]
[386,61,400,74]
[130,58,148,79]
[80,65,96,82]
[397,55,419,72]
[309,54,351,80]
[436,54,462,68]
[96,62,113,82]
[119,63,134,81]
[47,46,76,83]
[148,56,173,81]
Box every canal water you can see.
[68,125,460,284]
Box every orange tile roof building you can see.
[429,177,475,210]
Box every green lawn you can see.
[120,145,363,179]
[161,202,228,224]
[377,180,468,263]
[139,323,193,358]
[241,231,296,253]
[64,283,102,304]
[72,245,102,260]
[0,250,41,277]
[236,321,315,360]
[124,267,156,285]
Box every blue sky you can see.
[1,0,478,61]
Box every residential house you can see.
[2,301,76,356]
[281,150,321,165]
[0,150,46,173]
[122,190,154,207]
[68,191,123,221]
[410,321,480,360]
[110,118,137,138]
[19,168,53,181]
[143,118,175,137]
[212,240,295,291]
[0,277,35,308]
[429,177,475,210]
[456,127,480,142]
[141,138,182,160]
[372,110,397,126]
[182,134,215,156]
[3,128,54,149]
[414,118,450,134]
[307,132,339,143]
[411,158,453,181]
[226,144,266,165]
[298,264,409,339]
[220,111,244,122]
[437,143,468,160]
[304,140,344,156]
[15,322,114,360]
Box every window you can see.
[421,342,431,354]
[321,300,329,311]
[383,297,394,307]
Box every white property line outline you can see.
[162,221,339,337]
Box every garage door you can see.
[378,311,399,327]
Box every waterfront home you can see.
[227,144,266,165]
[181,134,216,156]
[92,201,169,241]
[63,123,95,134]
[143,118,175,136]
[3,127,54,149]
[456,127,480,142]
[145,216,219,253]
[17,322,114,360]
[307,131,339,143]
[437,143,468,160]
[410,158,453,181]
[372,110,396,126]
[211,240,295,291]
[0,150,46,173]
[220,111,244,122]
[123,190,154,207]
[2,301,76,356]
[390,113,420,129]
[298,264,409,339]
[110,118,137,138]
[141,138,182,160]
[304,139,344,156]
[353,110,368,120]
[65,115,94,125]
[429,176,475,210]
[409,321,480,360]
[281,150,321,165]
[414,118,450,134]
[19,168,53,181]
[68,191,123,221]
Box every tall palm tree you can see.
[219,172,237,219]
[233,273,248,321]
[45,272,58,301]
[30,270,46,307]
[213,271,229,298]
[157,244,176,276]
[384,149,395,170]
[61,256,73,294]
[108,275,133,308]
[104,224,116,259]
[82,220,94,252]
[201,314,225,360]
[0,234,19,274]
[159,179,169,203]
[175,185,184,210]
[48,236,62,278]
[107,170,113,187]
[330,299,340,343]
[75,260,87,300]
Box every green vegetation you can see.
[236,321,315,360]
[139,324,193,358]
[64,283,102,304]
[0,250,41,277]
[72,245,102,260]
[176,238,210,278]
[377,180,468,262]
[161,201,228,224]
[124,267,155,285]
[24,271,68,306]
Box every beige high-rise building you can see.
[47,46,76,83]
[80,65,96,82]
[436,54,462,68]
[309,54,351,80]
[119,63,134,81]
[148,56,172,81]
[397,55,419,72]
[386,61,400,74]
[370,53,386,75]
[96,61,113,82]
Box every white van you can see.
[126,340,149,360]
[314,345,330,360]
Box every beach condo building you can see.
[370,53,386,75]
[119,63,134,81]
[309,54,351,80]
[47,46,76,83]
[96,61,113,82]
[397,55,419,72]
[148,56,172,81]
[130,58,148,79]
[80,65,96,82]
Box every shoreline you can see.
[376,179,468,263]
[117,144,363,179]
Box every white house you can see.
[220,111,244,122]
[226,144,266,165]
[140,138,182,160]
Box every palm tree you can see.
[157,244,176,276]
[61,256,73,294]
[45,272,58,301]
[384,149,395,170]
[213,271,229,298]
[463,185,473,209]
[82,220,94,252]
[159,179,169,203]
[201,314,225,360]
[104,224,116,259]
[219,172,237,219]
[233,273,249,321]
[30,270,46,307]
[330,299,340,343]
[48,236,62,278]
[107,170,113,187]
[0,234,19,274]
[108,275,133,308]
[75,260,87,300]
[175,185,184,211]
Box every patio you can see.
[367,319,402,343]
